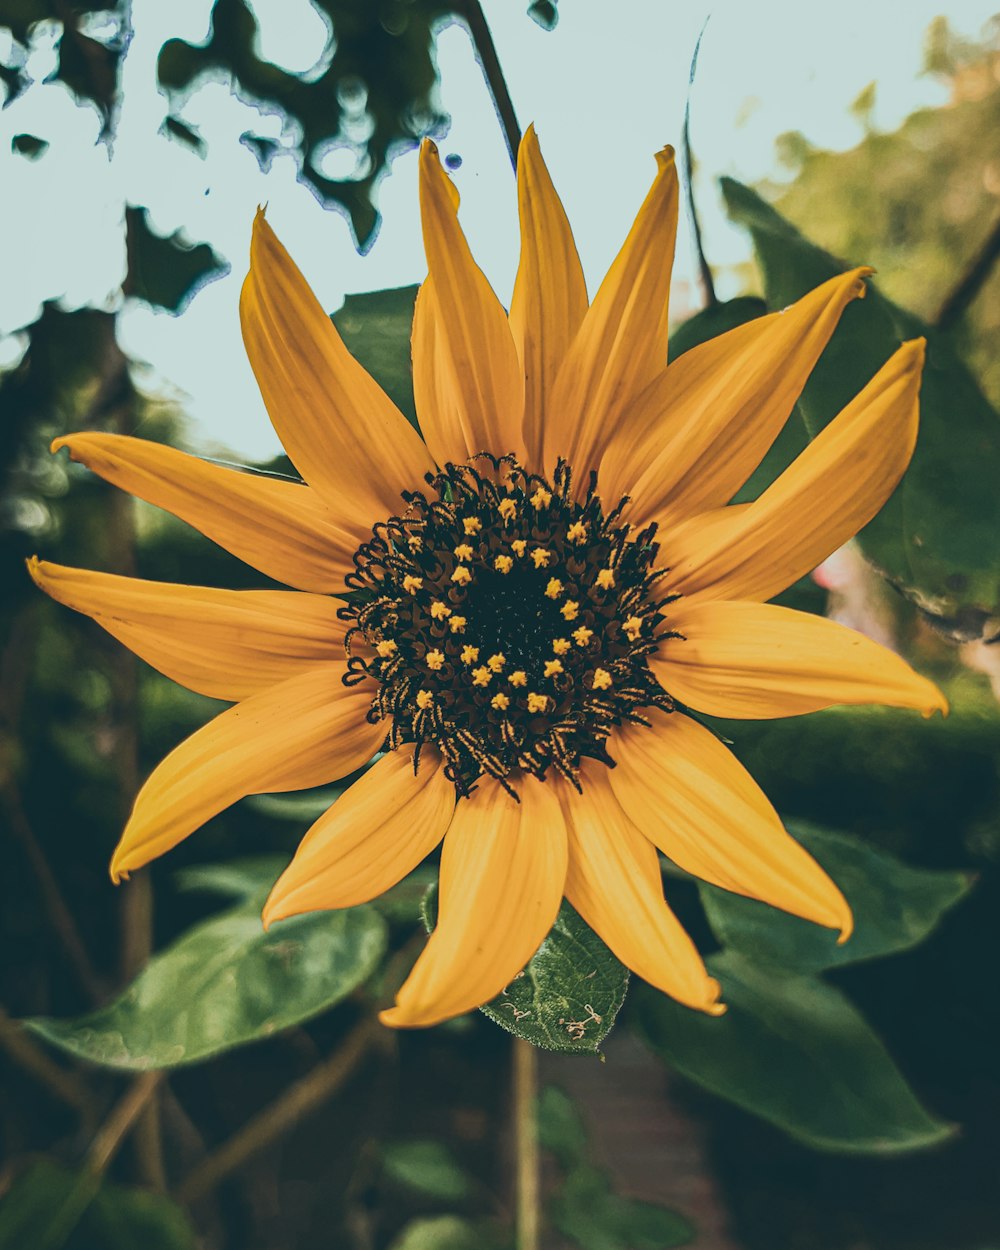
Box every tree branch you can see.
[512,1038,540,1250]
[460,0,521,169]
[933,212,1000,332]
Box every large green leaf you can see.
[387,1217,486,1250]
[27,881,387,1070]
[699,821,972,974]
[548,1164,693,1250]
[634,952,954,1154]
[332,286,419,429]
[381,1140,472,1202]
[0,1160,195,1250]
[422,887,628,1054]
[722,177,1000,638]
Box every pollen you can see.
[343,456,674,799]
[407,535,423,551]
[531,487,552,510]
[623,615,644,641]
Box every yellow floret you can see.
[426,650,445,671]
[544,659,563,678]
[531,549,552,569]
[415,689,434,709]
[573,626,594,647]
[592,668,612,690]
[403,574,423,594]
[487,653,506,672]
[460,645,480,665]
[463,517,482,535]
[509,670,528,688]
[498,498,517,521]
[596,568,616,590]
[531,487,552,510]
[430,600,452,620]
[471,666,492,687]
[511,539,527,558]
[451,566,472,586]
[552,638,571,656]
[449,615,468,633]
[454,543,474,561]
[623,615,643,641]
[491,692,510,711]
[545,577,564,599]
[494,555,514,574]
[560,600,580,621]
[527,692,549,713]
[567,522,588,544]
[375,640,398,658]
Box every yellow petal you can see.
[411,279,475,468]
[380,775,567,1028]
[509,125,588,473]
[28,558,348,702]
[600,269,871,518]
[609,709,852,938]
[655,599,947,719]
[51,432,355,593]
[555,767,723,1014]
[241,211,435,517]
[544,146,678,482]
[418,140,525,460]
[110,665,382,882]
[664,339,925,604]
[263,747,454,924]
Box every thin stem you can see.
[2,783,103,1003]
[682,19,717,310]
[512,1038,540,1250]
[460,0,521,169]
[175,1018,377,1205]
[0,1006,97,1120]
[934,212,1000,331]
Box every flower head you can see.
[32,126,945,1033]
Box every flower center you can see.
[340,457,677,797]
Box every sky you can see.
[0,0,994,460]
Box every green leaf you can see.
[667,295,766,359]
[700,821,973,974]
[27,891,387,1070]
[0,1160,195,1250]
[382,1140,472,1202]
[246,786,344,822]
[124,206,229,314]
[549,1164,694,1250]
[387,1216,485,1250]
[160,115,205,156]
[537,1085,588,1169]
[332,286,419,428]
[634,952,954,1154]
[421,886,628,1054]
[722,176,1000,638]
[173,854,287,902]
[11,133,48,159]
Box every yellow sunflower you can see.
[31,127,945,1029]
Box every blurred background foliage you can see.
[2,3,1000,1249]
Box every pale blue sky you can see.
[0,0,992,459]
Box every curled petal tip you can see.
[50,434,71,456]
[902,336,927,367]
[655,144,676,168]
[836,912,855,945]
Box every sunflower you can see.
[31,127,945,1029]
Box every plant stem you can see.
[512,1037,540,1250]
[0,1006,97,1120]
[461,0,521,168]
[933,212,1000,332]
[682,20,717,310]
[175,1018,377,1205]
